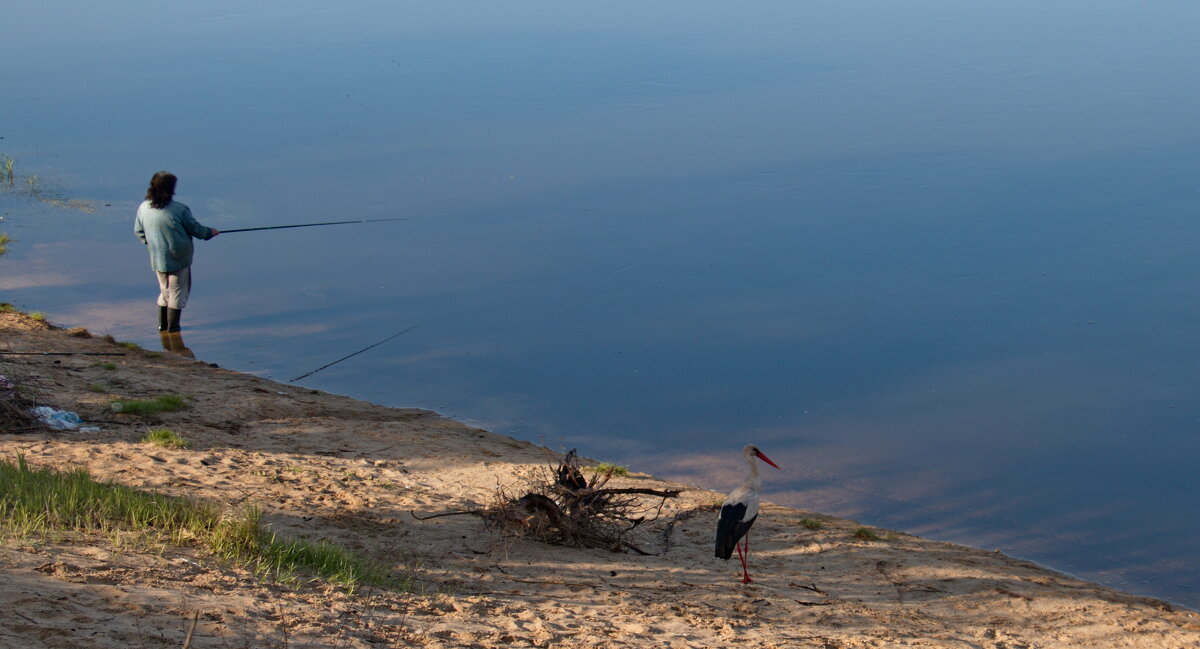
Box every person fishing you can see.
[134,171,219,333]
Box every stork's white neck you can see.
[744,447,762,488]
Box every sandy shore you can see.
[1,310,1197,648]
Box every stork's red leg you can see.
[735,541,748,583]
[737,532,752,584]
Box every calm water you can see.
[2,2,1198,608]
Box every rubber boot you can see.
[166,308,182,333]
[158,306,169,332]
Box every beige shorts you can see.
[155,267,192,310]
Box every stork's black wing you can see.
[715,503,757,559]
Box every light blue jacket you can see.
[134,200,215,272]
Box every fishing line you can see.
[290,324,419,382]
[221,218,406,234]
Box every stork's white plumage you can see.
[714,444,781,584]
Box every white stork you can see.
[714,443,781,584]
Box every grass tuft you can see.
[141,427,191,449]
[111,394,188,415]
[853,527,881,541]
[592,462,630,477]
[0,455,218,542]
[0,456,401,592]
[801,518,823,530]
[0,233,9,255]
[227,511,403,592]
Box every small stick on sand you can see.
[181,610,199,649]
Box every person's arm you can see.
[179,205,218,240]
[134,212,147,245]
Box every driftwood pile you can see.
[416,449,681,555]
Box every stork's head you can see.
[744,444,781,470]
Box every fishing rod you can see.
[220,218,406,234]
[0,352,126,356]
[290,324,419,382]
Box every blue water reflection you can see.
[2,1,1199,608]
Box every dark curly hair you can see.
[145,171,177,209]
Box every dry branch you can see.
[414,449,680,554]
[0,362,39,433]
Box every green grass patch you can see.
[93,362,117,371]
[592,462,630,477]
[111,394,187,415]
[853,527,881,541]
[0,456,401,592]
[801,518,823,530]
[1,156,14,183]
[117,341,142,351]
[0,303,15,313]
[217,507,402,590]
[1,455,219,543]
[28,312,45,321]
[86,383,108,394]
[141,427,191,449]
[0,233,9,255]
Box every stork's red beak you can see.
[755,450,781,470]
